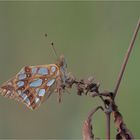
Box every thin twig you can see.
[114,18,140,98]
[105,112,111,140]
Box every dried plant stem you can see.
[105,112,111,140]
[87,106,104,121]
[83,106,104,140]
[114,18,140,98]
[104,18,140,139]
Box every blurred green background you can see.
[0,1,140,139]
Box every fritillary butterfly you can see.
[0,55,67,110]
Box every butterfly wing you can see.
[0,64,60,110]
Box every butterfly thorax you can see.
[55,55,67,84]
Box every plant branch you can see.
[113,18,140,98]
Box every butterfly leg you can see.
[56,77,64,103]
[58,88,62,103]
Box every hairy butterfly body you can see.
[0,55,67,110]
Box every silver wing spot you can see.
[29,79,43,87]
[17,81,24,87]
[38,89,46,96]
[17,90,21,95]
[20,93,28,100]
[38,68,48,75]
[51,66,56,73]
[46,79,55,87]
[35,97,40,104]
[24,97,31,105]
[18,74,26,80]
[5,90,11,97]
[31,67,37,74]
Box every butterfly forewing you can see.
[0,64,60,110]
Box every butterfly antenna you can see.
[51,42,59,59]
[44,33,58,59]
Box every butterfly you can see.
[0,55,68,110]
